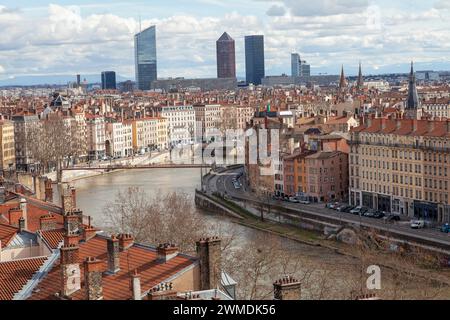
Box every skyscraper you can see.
[291,53,310,77]
[216,32,236,79]
[245,35,265,85]
[101,71,117,90]
[134,25,157,91]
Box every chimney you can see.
[0,187,5,204]
[147,283,176,300]
[19,198,28,230]
[131,269,141,300]
[64,212,80,234]
[84,257,104,300]
[40,215,57,231]
[118,234,134,251]
[45,179,53,202]
[196,237,222,290]
[62,185,74,214]
[81,216,96,242]
[60,234,81,298]
[157,243,179,262]
[8,208,23,227]
[71,187,77,209]
[107,235,120,274]
[18,217,25,233]
[273,276,301,300]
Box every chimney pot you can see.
[131,270,142,300]
[273,276,301,300]
[196,237,221,291]
[40,214,57,231]
[157,243,179,262]
[118,233,134,251]
[18,217,25,233]
[84,257,104,300]
[106,235,120,274]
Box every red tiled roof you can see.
[0,257,47,300]
[0,223,18,247]
[40,229,65,249]
[1,198,64,233]
[29,236,197,300]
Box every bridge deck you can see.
[62,164,211,170]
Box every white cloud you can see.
[281,0,369,16]
[266,5,286,16]
[0,2,449,81]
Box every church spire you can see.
[406,61,420,110]
[339,65,347,91]
[357,62,364,91]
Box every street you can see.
[204,166,450,251]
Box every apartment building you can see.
[130,117,168,153]
[86,114,106,160]
[422,99,450,119]
[349,117,450,223]
[158,105,196,145]
[305,151,349,202]
[0,120,15,174]
[105,121,133,158]
[283,150,314,196]
[12,114,40,171]
[194,104,222,141]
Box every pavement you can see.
[205,166,450,251]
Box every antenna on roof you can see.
[139,15,142,33]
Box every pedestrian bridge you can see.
[62,163,212,171]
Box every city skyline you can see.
[1,1,450,85]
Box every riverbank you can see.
[196,189,450,286]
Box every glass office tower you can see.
[291,53,311,77]
[245,35,265,85]
[134,25,157,91]
[101,71,117,90]
[216,32,236,79]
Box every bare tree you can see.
[104,187,210,254]
[26,115,84,181]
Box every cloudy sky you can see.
[1,0,450,84]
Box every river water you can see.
[56,168,353,264]
[52,169,442,299]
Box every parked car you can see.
[350,206,368,215]
[384,214,401,222]
[441,223,450,233]
[363,209,377,218]
[337,204,352,212]
[326,202,340,210]
[299,199,311,205]
[289,197,300,203]
[373,211,386,219]
[410,220,425,229]
[342,206,355,213]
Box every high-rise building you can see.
[291,53,310,77]
[216,32,236,79]
[134,25,157,91]
[76,74,81,86]
[245,35,265,85]
[101,71,117,90]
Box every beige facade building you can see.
[0,120,15,174]
[131,117,168,152]
[350,117,450,224]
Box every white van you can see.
[410,220,425,229]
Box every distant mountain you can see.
[0,74,132,87]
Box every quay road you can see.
[204,166,450,254]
